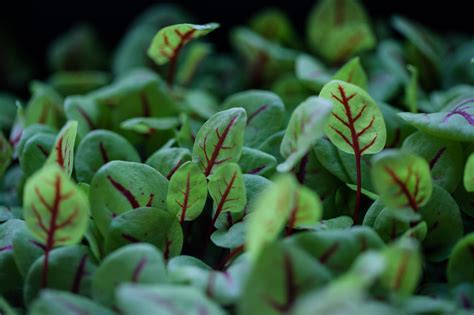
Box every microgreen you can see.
[1,2,473,314]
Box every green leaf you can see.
[295,54,331,91]
[320,80,387,155]
[11,226,45,276]
[90,69,178,131]
[231,28,297,86]
[0,93,17,131]
[0,219,24,297]
[146,147,191,179]
[289,148,341,216]
[306,0,375,63]
[177,42,212,86]
[271,74,311,112]
[166,161,207,222]
[313,138,369,186]
[17,124,55,158]
[120,117,179,134]
[287,186,322,229]
[20,133,55,177]
[168,255,250,305]
[278,96,333,172]
[378,101,415,148]
[45,120,78,177]
[147,23,219,65]
[64,95,101,139]
[292,253,389,315]
[419,185,463,262]
[24,82,63,129]
[24,245,96,305]
[379,239,422,296]
[398,98,474,142]
[192,108,247,176]
[47,24,107,71]
[286,227,383,275]
[371,149,432,211]
[117,284,227,315]
[221,90,285,148]
[402,131,464,193]
[112,5,191,76]
[246,174,297,260]
[0,132,13,178]
[0,296,17,315]
[238,242,331,315]
[376,39,409,83]
[332,57,368,90]
[30,290,115,315]
[447,233,474,286]
[208,163,246,226]
[258,131,285,163]
[91,243,167,307]
[249,8,298,47]
[239,147,277,177]
[23,165,89,247]
[48,71,110,96]
[89,161,168,235]
[211,222,246,249]
[391,16,442,73]
[75,129,141,183]
[180,88,218,119]
[404,65,419,113]
[104,207,183,258]
[465,153,474,192]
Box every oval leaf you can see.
[208,163,246,226]
[45,121,78,177]
[89,161,168,235]
[278,96,333,172]
[23,165,89,247]
[147,23,219,65]
[371,149,432,211]
[320,80,386,155]
[166,161,207,223]
[91,243,167,307]
[398,98,474,142]
[192,108,247,176]
[117,284,227,315]
[246,174,296,260]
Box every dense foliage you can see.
[0,0,473,314]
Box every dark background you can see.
[0,0,471,91]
